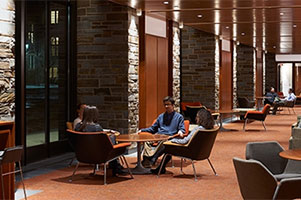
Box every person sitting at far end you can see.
[140,96,185,168]
[272,88,296,115]
[151,107,215,174]
[75,106,123,175]
[264,87,277,105]
[73,103,86,130]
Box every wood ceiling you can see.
[110,0,301,54]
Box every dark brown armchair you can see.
[67,130,133,185]
[243,104,270,131]
[157,127,219,181]
[281,100,296,114]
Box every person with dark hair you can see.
[73,103,86,130]
[75,106,123,175]
[75,106,102,132]
[272,88,296,115]
[140,96,185,168]
[264,87,278,105]
[151,107,215,174]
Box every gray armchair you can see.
[233,157,301,200]
[246,141,301,181]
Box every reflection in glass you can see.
[25,1,46,147]
[25,1,68,147]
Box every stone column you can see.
[0,0,15,120]
[236,44,255,101]
[181,26,216,109]
[128,15,139,133]
[172,26,180,112]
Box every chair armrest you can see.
[164,140,189,147]
[273,177,301,200]
[113,143,131,149]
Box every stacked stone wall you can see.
[173,26,180,112]
[0,0,15,120]
[265,53,277,90]
[236,44,254,101]
[181,26,216,109]
[77,0,134,133]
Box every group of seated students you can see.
[264,87,296,115]
[73,96,215,175]
[139,96,215,174]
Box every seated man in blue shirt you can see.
[272,88,296,115]
[140,96,185,168]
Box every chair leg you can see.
[157,154,168,177]
[121,155,133,179]
[191,160,197,182]
[180,158,183,174]
[171,156,174,168]
[104,162,107,185]
[18,161,27,200]
[207,158,217,176]
[0,166,5,200]
[243,118,248,131]
[262,121,266,131]
[119,156,125,166]
[68,157,74,167]
[92,165,97,175]
[69,162,79,182]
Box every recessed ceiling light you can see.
[293,24,297,28]
[265,50,268,54]
[197,14,202,18]
[273,46,276,48]
[237,41,240,45]
[280,12,284,16]
[136,8,142,16]
[174,6,180,10]
[163,1,169,5]
[225,26,229,29]
[241,32,245,36]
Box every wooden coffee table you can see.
[279,149,301,161]
[116,133,169,174]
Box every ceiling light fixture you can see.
[236,41,240,45]
[265,50,268,54]
[174,6,180,10]
[273,46,276,49]
[241,32,245,36]
[225,26,229,29]
[197,14,202,18]
[163,1,169,5]
[280,12,284,16]
[136,8,142,16]
[179,21,184,29]
[293,24,297,28]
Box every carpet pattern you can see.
[19,108,299,200]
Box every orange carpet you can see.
[19,108,299,200]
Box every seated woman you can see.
[151,107,215,174]
[75,105,122,175]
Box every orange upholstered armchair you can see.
[243,104,271,131]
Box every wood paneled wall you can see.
[139,34,169,128]
[219,50,233,110]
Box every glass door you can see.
[279,63,293,96]
[25,0,69,163]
